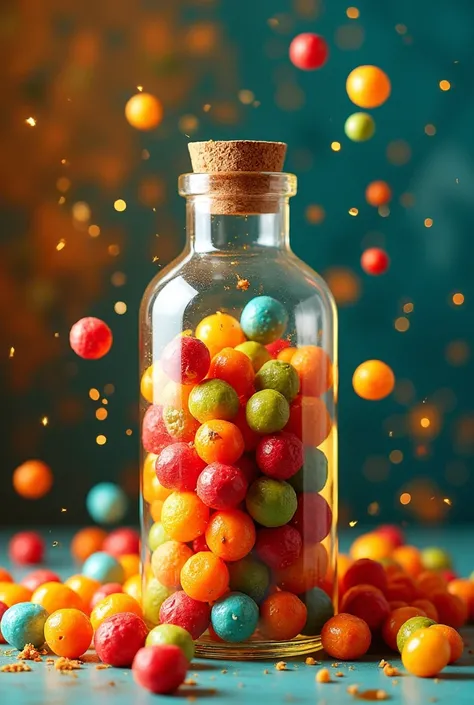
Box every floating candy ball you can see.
[44,608,93,658]
[196,462,248,510]
[9,531,44,565]
[156,443,206,493]
[301,587,335,636]
[196,312,245,358]
[246,389,290,434]
[365,180,392,207]
[102,527,139,557]
[246,477,297,528]
[21,569,60,593]
[125,93,163,131]
[346,65,391,109]
[71,526,107,562]
[344,112,375,142]
[159,591,211,640]
[255,525,302,570]
[321,613,371,660]
[86,482,128,525]
[12,460,53,499]
[211,592,259,642]
[132,644,188,695]
[161,336,210,385]
[95,612,148,666]
[256,431,303,480]
[228,556,270,604]
[69,317,112,360]
[289,33,329,70]
[82,551,125,584]
[240,296,288,345]
[235,341,272,372]
[260,591,307,640]
[255,360,300,403]
[188,379,239,423]
[361,247,390,276]
[146,624,195,662]
[352,359,395,400]
[1,602,49,649]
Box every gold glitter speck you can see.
[439,80,451,91]
[346,7,360,19]
[96,435,107,446]
[114,199,127,212]
[331,141,341,152]
[25,117,36,127]
[452,293,464,305]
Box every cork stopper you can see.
[187,140,288,215]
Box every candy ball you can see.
[289,447,328,493]
[194,420,245,465]
[151,541,193,588]
[125,93,163,131]
[69,317,113,359]
[246,389,290,434]
[0,600,8,641]
[340,584,390,632]
[246,477,297,528]
[95,612,148,666]
[148,522,171,551]
[352,359,395,400]
[86,482,128,525]
[421,546,452,571]
[208,347,256,399]
[102,527,139,557]
[155,443,206,493]
[0,584,32,608]
[161,336,210,385]
[361,247,390,275]
[82,551,125,584]
[196,462,248,510]
[365,180,392,207]
[90,583,123,610]
[240,296,288,345]
[255,360,300,402]
[255,525,302,570]
[133,644,188,695]
[234,341,272,372]
[21,569,60,593]
[159,590,211,640]
[65,574,101,608]
[402,627,450,678]
[289,33,329,70]
[160,492,209,543]
[146,623,195,662]
[1,602,49,649]
[90,593,142,631]
[180,552,229,603]
[266,339,291,358]
[344,112,375,142]
[12,460,53,499]
[205,509,256,562]
[228,556,270,604]
[301,586,334,636]
[211,592,259,642]
[142,578,173,626]
[346,65,391,109]
[9,532,44,565]
[196,312,245,358]
[290,492,332,544]
[44,608,93,658]
[31,582,85,613]
[256,431,303,480]
[260,591,307,640]
[71,526,107,562]
[188,379,239,424]
[321,613,371,660]
[142,405,172,455]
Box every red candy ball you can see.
[90,583,123,609]
[161,336,210,385]
[156,443,206,492]
[361,248,390,276]
[103,528,140,557]
[133,644,188,695]
[340,584,390,631]
[376,524,405,549]
[255,525,302,570]
[196,463,248,510]
[289,33,329,70]
[9,531,44,565]
[95,612,148,667]
[341,558,388,595]
[69,317,113,360]
[21,569,61,592]
[290,493,332,544]
[265,339,290,358]
[142,405,172,455]
[159,590,211,640]
[256,432,303,480]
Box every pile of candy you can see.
[140,295,336,645]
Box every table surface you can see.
[1,527,474,704]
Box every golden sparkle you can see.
[424,218,433,228]
[41,416,49,426]
[25,117,36,126]
[443,497,452,506]
[102,399,108,405]
[136,85,143,92]
[452,292,464,305]
[61,508,67,513]
[114,199,127,212]
[349,520,358,527]
[58,196,66,205]
[424,124,436,136]
[56,239,66,251]
[420,417,431,428]
[96,435,107,445]
[56,177,71,193]
[403,303,414,313]
[348,207,359,216]
[9,347,15,358]
[346,7,360,19]
[394,317,410,332]
[331,141,341,152]
[108,244,120,256]
[88,225,101,238]
[125,429,133,436]
[72,202,91,222]
[400,492,411,505]
[389,450,404,464]
[306,205,326,224]
[238,90,255,104]
[96,408,108,421]
[439,80,451,91]
[114,301,127,315]
[89,388,100,401]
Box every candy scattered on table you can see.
[94,612,148,666]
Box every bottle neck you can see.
[187,197,291,254]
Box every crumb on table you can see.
[305,657,318,665]
[236,276,250,291]
[383,664,400,677]
[275,661,288,671]
[54,657,82,671]
[379,659,389,668]
[17,644,43,662]
[335,671,344,677]
[184,678,197,686]
[347,684,359,695]
[316,668,331,683]
[1,662,32,673]
[95,664,111,670]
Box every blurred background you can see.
[2,0,473,527]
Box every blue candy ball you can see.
[240,296,288,345]
[86,482,128,525]
[301,587,334,636]
[211,592,259,643]
[82,551,125,584]
[1,602,49,649]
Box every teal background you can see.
[1,0,473,526]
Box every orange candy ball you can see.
[196,312,246,358]
[392,545,423,578]
[290,346,333,397]
[205,509,256,562]
[123,574,142,603]
[286,395,332,448]
[365,180,392,207]
[0,568,13,583]
[350,532,393,561]
[151,540,193,588]
[161,492,209,543]
[411,599,438,622]
[119,554,140,581]
[180,552,229,603]
[44,608,93,658]
[143,453,172,504]
[71,527,107,563]
[277,347,297,363]
[125,92,163,131]
[140,363,168,404]
[321,613,371,660]
[381,606,427,651]
[429,590,468,629]
[260,591,307,640]
[352,360,395,401]
[0,582,32,607]
[402,627,450,677]
[208,347,255,398]
[416,570,447,598]
[31,582,86,614]
[447,578,474,612]
[12,460,53,500]
[431,624,464,663]
[194,420,244,465]
[346,65,391,109]
[90,592,143,630]
[65,575,101,611]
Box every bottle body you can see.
[140,184,337,659]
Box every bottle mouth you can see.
[178,172,297,199]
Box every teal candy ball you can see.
[301,587,334,635]
[211,592,259,642]
[240,296,288,345]
[86,482,128,525]
[344,112,375,142]
[82,551,125,584]
[1,602,49,649]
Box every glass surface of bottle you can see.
[140,142,338,659]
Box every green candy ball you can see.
[235,341,272,372]
[245,389,290,434]
[255,360,300,403]
[246,476,297,527]
[289,447,328,493]
[228,556,270,604]
[188,379,239,423]
[301,587,334,636]
[421,546,452,571]
[146,623,195,662]
[142,578,174,628]
[344,112,375,142]
[396,616,436,653]
[148,522,171,551]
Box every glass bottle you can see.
[140,141,337,659]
